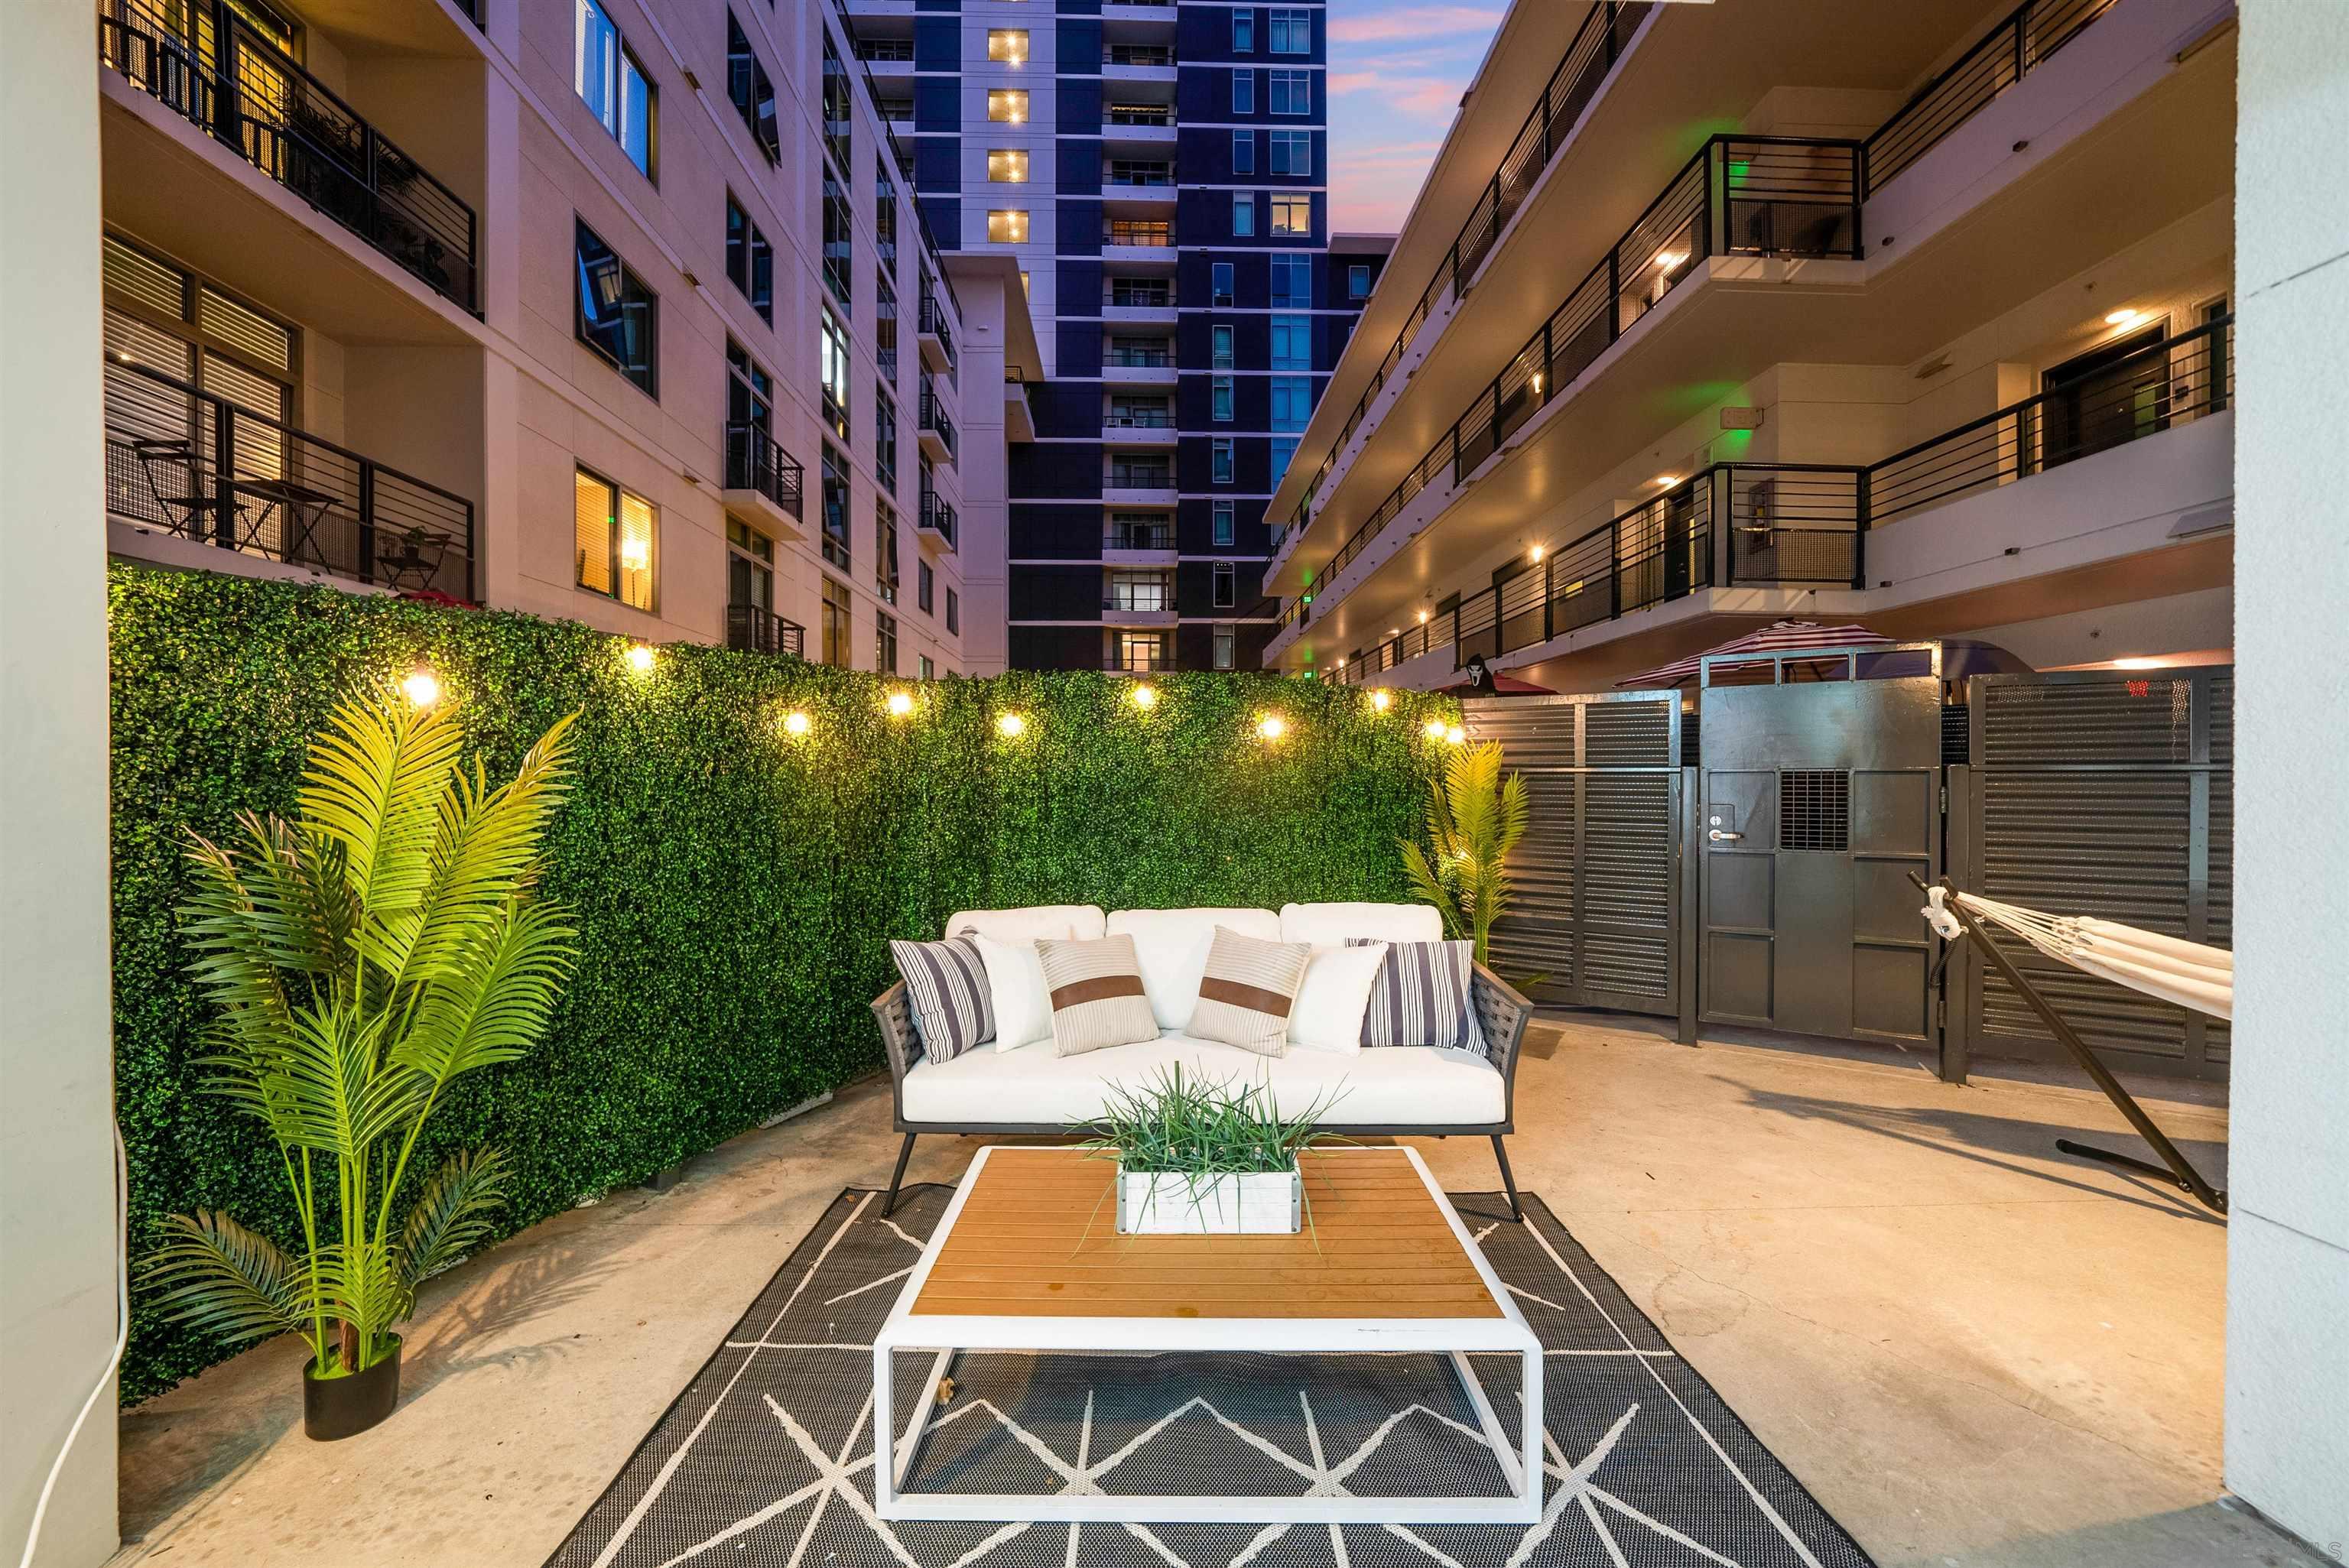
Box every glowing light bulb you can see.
[1423,719,1447,740]
[886,691,915,717]
[781,710,812,738]
[1418,609,1431,624]
[1654,250,1686,271]
[1654,473,1680,487]
[1445,725,1467,745]
[996,712,1027,738]
[625,643,655,673]
[1130,683,1158,709]
[1529,544,1545,563]
[1370,690,1393,712]
[401,668,441,709]
[1256,714,1287,742]
[2105,308,2141,326]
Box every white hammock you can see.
[1922,888,2234,1022]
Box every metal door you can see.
[1697,645,1942,1048]
[1463,693,1693,1037]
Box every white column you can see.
[2227,2,2349,1557]
[0,2,122,1565]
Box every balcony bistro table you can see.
[872,1145,1543,1526]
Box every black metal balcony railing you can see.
[1106,651,1172,673]
[1108,44,1174,67]
[919,490,958,548]
[726,603,806,658]
[918,385,957,458]
[1105,409,1175,429]
[918,293,957,368]
[1865,0,2121,193]
[724,422,804,518]
[1106,347,1175,368]
[1311,317,2231,676]
[105,355,475,599]
[1106,220,1174,248]
[1107,466,1174,489]
[1106,593,1176,613]
[859,37,915,62]
[1106,106,1176,128]
[1109,286,1175,309]
[1106,522,1174,550]
[99,0,479,314]
[1107,162,1175,187]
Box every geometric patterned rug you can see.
[545,1185,1875,1568]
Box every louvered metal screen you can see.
[1948,668,2232,1080]
[1462,694,1690,1033]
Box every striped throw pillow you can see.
[1036,934,1162,1057]
[1188,925,1314,1057]
[1348,938,1488,1056]
[889,937,995,1063]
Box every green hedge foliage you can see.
[108,565,1458,1399]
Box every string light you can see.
[1369,690,1393,712]
[781,710,812,739]
[1256,714,1287,742]
[625,643,655,673]
[996,712,1028,738]
[1130,683,1158,709]
[1445,725,1467,745]
[885,691,915,717]
[401,668,442,709]
[1423,718,1447,740]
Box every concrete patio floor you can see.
[110,1018,2326,1568]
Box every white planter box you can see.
[1116,1164,1301,1234]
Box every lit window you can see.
[1269,8,1311,54]
[987,148,1030,183]
[1269,69,1311,115]
[573,467,655,610]
[988,89,1029,123]
[1230,193,1255,237]
[575,220,656,396]
[820,575,851,666]
[987,209,1030,244]
[820,304,850,440]
[1270,195,1311,235]
[876,609,898,674]
[987,28,1029,64]
[1232,70,1254,115]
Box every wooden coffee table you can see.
[872,1144,1542,1525]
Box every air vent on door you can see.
[1779,770,1850,852]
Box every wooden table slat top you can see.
[908,1148,1503,1321]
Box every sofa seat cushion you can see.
[899,1032,1503,1128]
[1104,907,1281,1030]
[947,905,1107,943]
[1279,901,1444,954]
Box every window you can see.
[823,173,853,302]
[1211,261,1235,307]
[1213,561,1236,608]
[1231,130,1256,176]
[575,220,656,396]
[875,610,898,674]
[1232,8,1254,51]
[920,655,936,680]
[1270,130,1311,177]
[820,576,851,667]
[725,196,772,323]
[988,89,1029,124]
[1230,193,1255,237]
[1269,313,1311,370]
[1211,437,1234,484]
[1211,375,1234,422]
[918,557,934,614]
[573,467,655,610]
[728,13,778,161]
[1270,375,1311,431]
[820,444,852,571]
[727,339,772,430]
[1211,323,1235,369]
[1269,8,1310,54]
[1212,500,1236,546]
[876,273,898,383]
[988,148,1029,183]
[576,0,654,177]
[876,157,900,273]
[820,305,850,440]
[945,586,960,635]
[1271,437,1297,482]
[1270,195,1310,235]
[876,386,898,492]
[1269,70,1311,115]
[1270,252,1311,307]
[1213,625,1236,670]
[1231,70,1254,115]
[1110,570,1174,611]
[820,28,850,170]
[727,517,772,615]
[987,209,1030,244]
[1349,263,1371,300]
[987,28,1028,63]
[876,498,900,604]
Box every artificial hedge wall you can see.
[108,564,1459,1400]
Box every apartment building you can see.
[94,0,1039,679]
[841,0,1384,674]
[1259,0,2234,691]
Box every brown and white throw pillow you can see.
[888,937,995,1063]
[1349,938,1489,1056]
[1035,933,1161,1056]
[1187,925,1313,1057]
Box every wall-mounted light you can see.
[1654,473,1680,488]
[2110,657,2166,670]
[1130,683,1158,709]
[1417,609,1431,623]
[1653,250,1686,271]
[625,643,655,674]
[1529,544,1545,563]
[1256,714,1288,742]
[996,712,1028,738]
[401,668,442,709]
[886,691,915,717]
[2105,308,2143,327]
[781,710,812,739]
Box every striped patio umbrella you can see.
[1614,620,1895,689]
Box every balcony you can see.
[1104,519,1177,565]
[1106,45,1175,75]
[1103,219,1177,266]
[1104,284,1177,326]
[918,490,958,551]
[104,355,474,599]
[1105,161,1178,207]
[1103,592,1179,628]
[1104,464,1176,507]
[1103,649,1172,674]
[1103,104,1178,151]
[723,423,806,538]
[1103,408,1178,446]
[726,603,806,658]
[918,294,956,374]
[99,0,479,315]
[1103,346,1178,386]
[918,382,957,463]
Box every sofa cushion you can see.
[899,1031,1504,1128]
[1188,926,1312,1057]
[970,934,1053,1051]
[1036,934,1161,1056]
[1352,938,1489,1056]
[1279,901,1444,955]
[1104,907,1281,1030]
[888,937,994,1063]
[947,905,1107,944]
[1288,941,1389,1056]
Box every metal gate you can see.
[1946,667,2232,1082]
[1463,693,1694,1039]
[1697,645,1943,1050]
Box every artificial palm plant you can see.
[145,683,579,1394]
[1400,739,1531,967]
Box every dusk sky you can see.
[1327,2,1506,233]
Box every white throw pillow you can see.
[1105,907,1282,1031]
[972,934,1054,1051]
[1288,941,1389,1055]
[1278,901,1444,956]
[947,905,1108,944]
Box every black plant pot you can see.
[302,1336,401,1441]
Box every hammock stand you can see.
[1911,874,2228,1216]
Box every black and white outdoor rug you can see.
[547,1186,1874,1568]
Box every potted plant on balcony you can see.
[1079,1066,1340,1235]
[144,683,579,1440]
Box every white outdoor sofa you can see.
[870,902,1535,1220]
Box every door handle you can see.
[1708,829,1743,842]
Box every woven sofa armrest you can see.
[1472,963,1533,1092]
[871,981,923,1083]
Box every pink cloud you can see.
[1327,5,1504,44]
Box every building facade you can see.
[844,0,1383,673]
[95,0,1038,680]
[1259,0,2234,692]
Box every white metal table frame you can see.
[872,1144,1544,1526]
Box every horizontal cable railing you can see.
[726,603,806,657]
[99,0,478,313]
[724,422,804,518]
[1864,0,2120,192]
[105,355,475,599]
